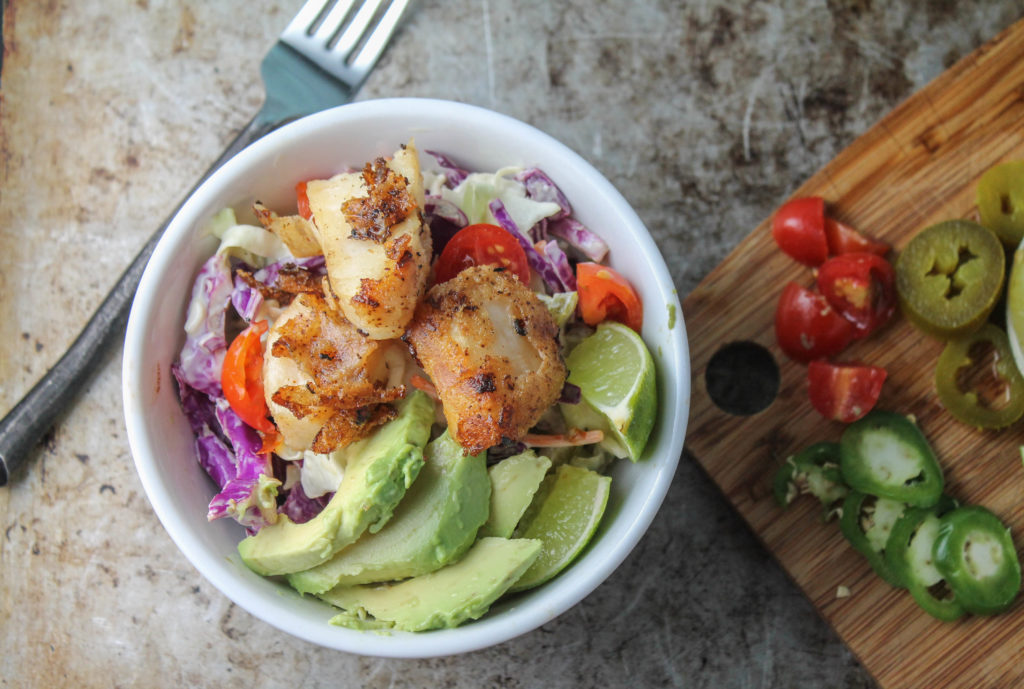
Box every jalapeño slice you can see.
[839,490,905,587]
[773,442,848,521]
[935,323,1024,429]
[895,220,1004,338]
[884,496,965,621]
[839,410,943,508]
[977,160,1024,246]
[933,505,1021,616]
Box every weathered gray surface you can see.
[1,1,1021,687]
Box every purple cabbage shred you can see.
[516,168,571,220]
[486,439,529,465]
[176,254,233,396]
[231,274,264,323]
[425,150,470,188]
[541,240,577,291]
[548,217,609,263]
[230,255,327,325]
[528,218,548,244]
[279,482,332,524]
[172,365,235,488]
[489,199,570,293]
[558,381,582,405]
[206,400,280,533]
[424,197,468,254]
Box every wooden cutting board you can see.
[683,18,1024,689]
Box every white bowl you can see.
[123,98,690,657]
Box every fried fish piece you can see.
[236,263,323,308]
[262,292,408,454]
[305,142,431,340]
[405,265,567,454]
[252,202,323,258]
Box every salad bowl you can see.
[122,98,690,657]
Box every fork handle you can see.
[0,112,282,486]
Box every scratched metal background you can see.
[1,1,1022,687]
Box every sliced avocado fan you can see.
[321,537,542,632]
[287,430,491,593]
[237,391,434,576]
[479,449,551,539]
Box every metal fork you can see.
[0,0,413,485]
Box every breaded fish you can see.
[262,292,408,454]
[252,202,322,258]
[405,265,567,454]
[305,142,432,340]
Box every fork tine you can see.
[309,0,358,43]
[329,0,385,58]
[279,0,411,87]
[346,0,411,71]
[283,0,342,38]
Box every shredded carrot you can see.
[410,374,439,401]
[523,429,604,447]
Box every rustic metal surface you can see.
[1,1,1021,687]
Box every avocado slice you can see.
[287,430,491,593]
[320,537,542,631]
[237,391,434,576]
[479,450,552,538]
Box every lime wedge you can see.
[510,464,611,592]
[561,321,657,461]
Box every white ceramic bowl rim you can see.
[123,98,690,657]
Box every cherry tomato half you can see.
[433,223,531,285]
[775,282,857,363]
[772,197,829,266]
[773,197,888,265]
[817,252,897,338]
[824,217,889,257]
[807,360,887,423]
[577,262,644,332]
[296,181,312,220]
[222,320,276,434]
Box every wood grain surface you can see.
[683,18,1024,689]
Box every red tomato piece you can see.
[433,223,531,285]
[296,181,312,220]
[807,360,887,423]
[577,262,644,332]
[221,320,276,435]
[775,282,857,363]
[772,197,829,266]
[816,252,896,338]
[824,216,889,256]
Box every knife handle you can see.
[0,113,279,485]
